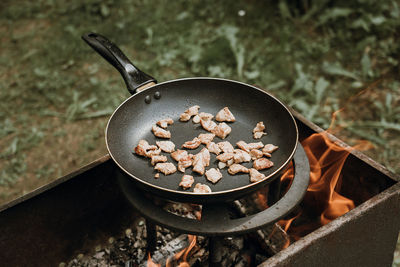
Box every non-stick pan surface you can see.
[107,77,298,202]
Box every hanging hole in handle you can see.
[88,33,98,38]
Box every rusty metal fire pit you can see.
[0,109,399,267]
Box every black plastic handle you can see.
[82,32,156,95]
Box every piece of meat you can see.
[198,133,215,145]
[192,148,210,175]
[179,175,194,189]
[192,115,201,124]
[218,141,234,153]
[262,144,279,154]
[236,141,264,152]
[200,119,217,132]
[233,149,251,163]
[253,131,266,139]
[228,164,250,175]
[216,152,234,162]
[151,155,168,166]
[171,149,189,162]
[154,173,160,179]
[180,105,200,121]
[182,137,201,149]
[180,113,191,122]
[205,168,223,184]
[145,148,161,158]
[193,183,212,194]
[154,162,177,175]
[249,149,263,160]
[253,158,274,170]
[236,140,250,152]
[178,156,193,172]
[216,107,236,122]
[227,158,234,166]
[249,168,266,183]
[199,112,214,121]
[252,121,266,140]
[152,125,171,139]
[157,118,174,129]
[253,121,265,132]
[156,141,176,153]
[207,142,221,155]
[248,142,264,150]
[218,161,227,169]
[212,122,231,139]
[134,140,161,158]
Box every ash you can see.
[62,203,255,266]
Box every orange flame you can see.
[165,206,201,266]
[277,130,373,245]
[147,252,161,267]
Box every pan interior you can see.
[107,78,297,195]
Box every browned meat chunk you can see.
[253,158,274,170]
[200,119,217,132]
[151,155,168,166]
[180,105,200,121]
[157,118,174,129]
[178,156,193,173]
[218,141,234,153]
[152,125,171,139]
[171,149,189,162]
[262,144,279,154]
[248,142,264,150]
[218,161,227,169]
[192,115,201,123]
[205,168,223,184]
[207,142,221,155]
[199,112,214,121]
[134,140,160,158]
[253,132,266,139]
[249,168,266,183]
[233,149,251,163]
[236,141,264,152]
[179,175,194,189]
[249,149,263,160]
[236,140,249,152]
[216,107,236,122]
[198,133,215,145]
[216,152,234,162]
[192,148,210,175]
[193,183,212,194]
[170,150,193,172]
[182,137,201,149]
[154,173,160,179]
[253,122,266,139]
[228,164,250,175]
[156,141,175,153]
[154,162,177,175]
[212,122,231,139]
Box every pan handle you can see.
[82,32,157,94]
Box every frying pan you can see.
[82,33,298,203]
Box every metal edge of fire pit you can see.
[258,181,400,267]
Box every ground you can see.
[0,0,399,264]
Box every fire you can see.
[147,252,161,267]
[278,130,372,244]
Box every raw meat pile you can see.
[134,106,279,193]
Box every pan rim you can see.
[105,77,299,198]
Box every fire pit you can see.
[0,109,399,267]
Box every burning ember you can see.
[278,130,372,242]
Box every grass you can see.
[0,0,399,262]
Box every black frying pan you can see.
[82,33,298,203]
